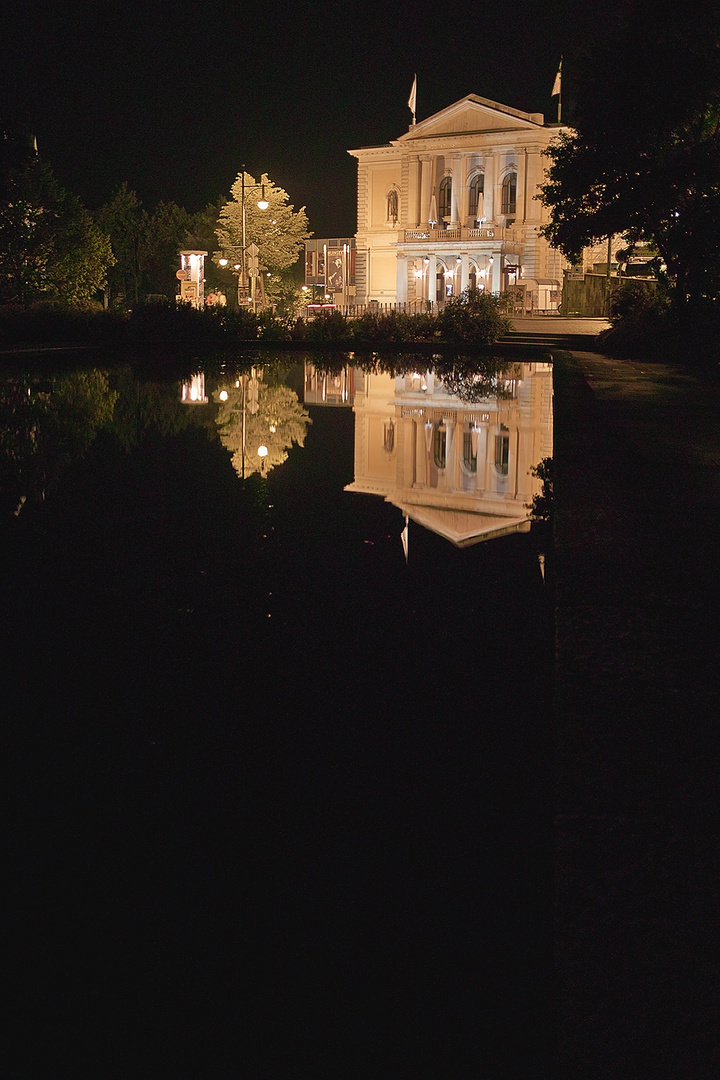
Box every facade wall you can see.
[349,95,572,310]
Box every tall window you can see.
[434,425,447,469]
[469,173,484,218]
[462,432,478,473]
[439,176,452,220]
[501,171,517,216]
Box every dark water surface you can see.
[4,356,553,1075]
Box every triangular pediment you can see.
[396,95,545,142]
[389,499,531,547]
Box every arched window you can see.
[501,171,517,216]
[469,173,485,218]
[439,176,452,220]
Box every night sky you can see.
[2,0,586,238]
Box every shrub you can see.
[302,310,351,343]
[435,288,511,343]
[597,280,672,358]
[0,300,122,346]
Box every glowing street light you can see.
[240,170,269,310]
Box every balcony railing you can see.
[401,225,510,243]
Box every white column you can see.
[518,149,527,223]
[485,153,496,222]
[408,156,421,227]
[450,155,462,226]
[490,252,502,294]
[396,255,408,304]
[460,252,470,292]
[420,156,433,225]
[427,254,437,303]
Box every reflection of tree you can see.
[436,361,521,402]
[108,365,216,451]
[0,370,117,510]
[215,382,311,478]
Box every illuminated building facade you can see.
[348,95,571,312]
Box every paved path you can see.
[510,316,610,336]
[553,352,720,1078]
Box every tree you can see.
[184,197,230,297]
[96,183,147,306]
[143,200,190,298]
[539,1,720,312]
[0,369,117,509]
[0,157,114,305]
[215,171,311,284]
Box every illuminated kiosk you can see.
[178,250,208,308]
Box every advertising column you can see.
[178,250,208,308]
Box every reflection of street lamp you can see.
[227,367,263,479]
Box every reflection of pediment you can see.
[390,499,530,548]
[396,95,546,142]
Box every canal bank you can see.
[552,351,720,1078]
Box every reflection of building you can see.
[304,238,356,304]
[181,372,208,403]
[348,95,571,312]
[344,362,552,546]
[304,363,356,406]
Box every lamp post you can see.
[218,169,269,308]
[241,170,269,311]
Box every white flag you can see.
[551,61,562,98]
[408,74,417,115]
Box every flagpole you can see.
[552,58,563,124]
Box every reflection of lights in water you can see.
[219,389,229,401]
[181,373,207,403]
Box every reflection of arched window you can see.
[387,188,398,222]
[494,426,510,475]
[469,173,484,217]
[501,172,517,216]
[462,431,478,473]
[439,176,452,220]
[434,424,447,469]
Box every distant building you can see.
[304,238,356,305]
[348,94,573,313]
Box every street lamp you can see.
[240,169,269,310]
[217,169,269,308]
